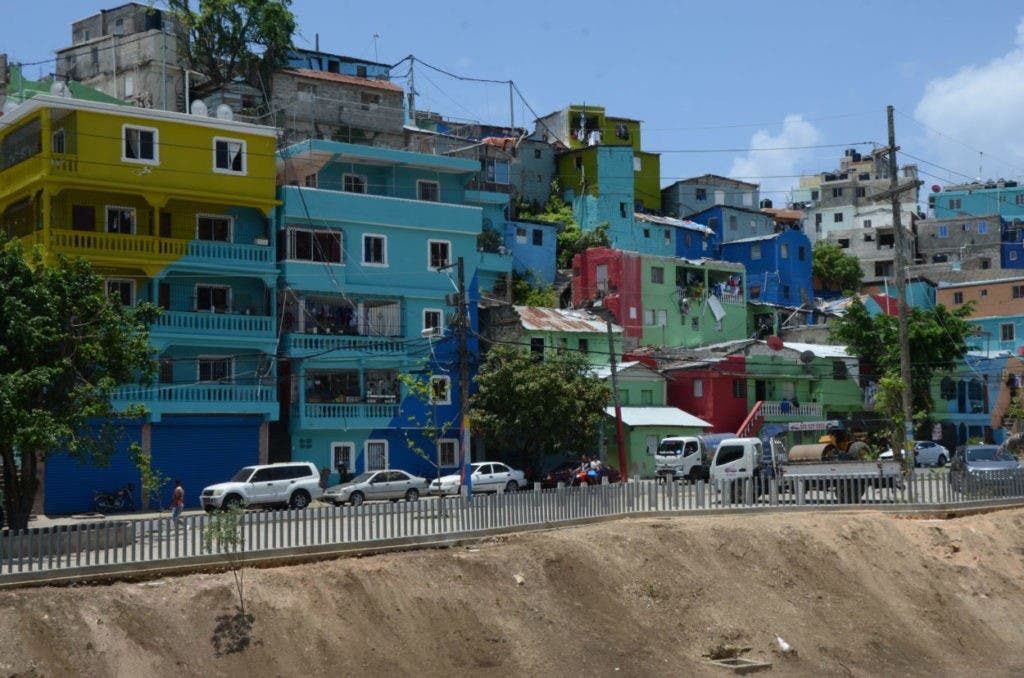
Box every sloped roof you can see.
[634,212,713,235]
[774,341,851,358]
[869,294,899,316]
[723,233,781,244]
[515,306,620,333]
[605,406,711,428]
[279,68,403,93]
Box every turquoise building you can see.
[274,140,511,482]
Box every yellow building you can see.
[0,94,281,513]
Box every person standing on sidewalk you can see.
[171,479,185,527]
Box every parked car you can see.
[429,462,526,495]
[878,441,950,467]
[949,444,1023,492]
[321,470,428,506]
[201,462,323,511]
[540,461,621,489]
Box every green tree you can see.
[516,180,610,269]
[829,296,975,432]
[166,0,296,92]
[812,242,864,293]
[397,365,456,486]
[511,273,558,307]
[471,344,610,474]
[129,442,170,510]
[0,240,158,531]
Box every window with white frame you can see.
[214,138,246,174]
[122,125,157,164]
[423,308,443,335]
[196,214,232,242]
[331,442,355,471]
[286,226,342,263]
[643,309,655,326]
[198,356,233,382]
[106,206,136,234]
[105,278,135,307]
[363,234,387,265]
[343,174,367,193]
[195,284,231,313]
[656,309,667,327]
[438,439,458,467]
[417,180,440,202]
[428,239,451,270]
[365,440,388,471]
[430,375,451,405]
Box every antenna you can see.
[373,33,381,63]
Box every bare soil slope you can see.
[3,509,1024,677]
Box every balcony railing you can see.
[49,229,187,259]
[182,239,274,267]
[113,384,276,405]
[154,311,275,336]
[299,402,399,425]
[283,333,407,355]
[761,401,823,418]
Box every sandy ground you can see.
[2,508,1024,677]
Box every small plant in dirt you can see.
[202,502,254,654]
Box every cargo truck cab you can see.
[655,436,710,482]
[708,438,764,484]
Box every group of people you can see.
[576,456,604,485]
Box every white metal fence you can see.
[2,470,1023,580]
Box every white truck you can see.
[708,436,904,503]
[654,434,736,483]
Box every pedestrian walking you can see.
[170,479,185,527]
[336,460,349,483]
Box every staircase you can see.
[736,401,765,438]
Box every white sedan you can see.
[321,469,428,506]
[878,440,950,467]
[429,462,527,495]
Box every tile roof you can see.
[279,68,403,93]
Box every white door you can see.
[365,441,388,471]
[475,463,496,491]
[646,435,659,456]
[490,463,511,490]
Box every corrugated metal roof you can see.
[280,68,403,92]
[723,233,781,244]
[775,341,851,358]
[605,406,711,428]
[634,212,713,235]
[515,306,621,333]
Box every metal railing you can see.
[3,470,1023,580]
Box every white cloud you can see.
[728,115,824,202]
[914,18,1024,180]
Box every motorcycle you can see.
[93,484,136,512]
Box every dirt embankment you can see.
[3,509,1024,677]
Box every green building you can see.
[602,405,711,478]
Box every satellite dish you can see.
[190,99,208,117]
[215,104,234,121]
[931,185,941,193]
[766,336,783,351]
[799,350,816,364]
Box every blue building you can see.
[274,140,511,482]
[1004,218,1024,269]
[467,190,559,286]
[662,175,761,218]
[285,48,392,79]
[686,205,778,249]
[929,180,1024,220]
[720,230,814,306]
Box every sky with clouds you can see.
[3,0,1024,204]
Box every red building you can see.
[660,355,750,434]
[572,248,644,341]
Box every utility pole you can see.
[456,257,472,487]
[407,57,416,126]
[884,105,919,472]
[606,320,628,480]
[508,80,515,130]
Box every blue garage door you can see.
[44,421,144,515]
[151,416,261,508]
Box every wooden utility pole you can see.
[884,105,919,471]
[456,257,472,481]
[606,321,628,480]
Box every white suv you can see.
[201,462,323,511]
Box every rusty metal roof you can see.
[514,306,620,333]
[279,68,403,93]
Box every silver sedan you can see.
[321,470,429,506]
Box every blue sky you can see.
[4,0,1024,200]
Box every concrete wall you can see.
[936,278,1024,318]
